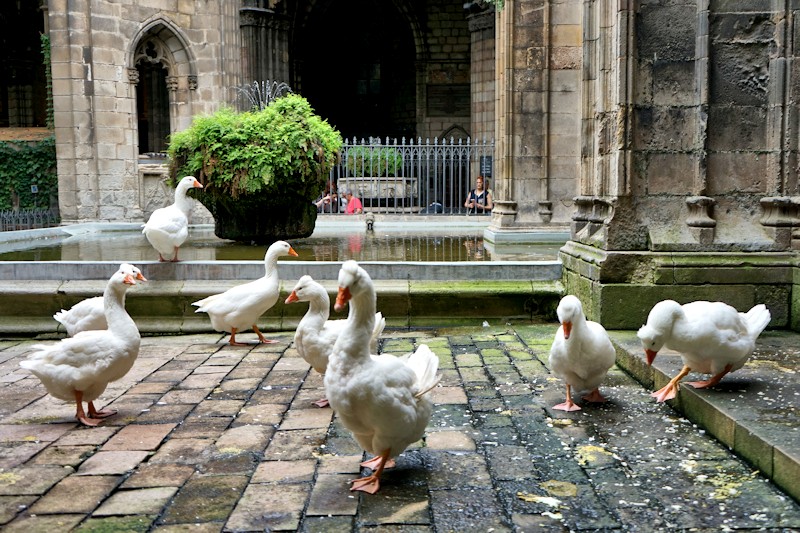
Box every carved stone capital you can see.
[760,196,797,227]
[127,68,139,85]
[188,75,198,90]
[685,196,716,227]
[166,75,178,92]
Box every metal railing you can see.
[321,137,495,215]
[0,208,60,232]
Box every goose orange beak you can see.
[192,179,203,188]
[645,349,658,365]
[285,291,299,304]
[562,321,572,340]
[334,286,351,312]
[123,273,137,285]
[136,272,147,282]
[288,247,299,257]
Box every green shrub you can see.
[167,94,342,201]
[345,145,403,177]
[0,137,57,211]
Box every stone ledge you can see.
[609,330,800,503]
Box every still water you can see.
[0,227,563,262]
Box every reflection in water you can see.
[0,227,563,262]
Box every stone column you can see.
[468,9,495,142]
[240,2,290,91]
[560,1,794,329]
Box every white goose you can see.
[53,263,147,336]
[548,295,616,411]
[142,175,203,261]
[20,266,142,426]
[193,240,298,345]
[638,300,771,403]
[285,274,386,407]
[325,260,440,494]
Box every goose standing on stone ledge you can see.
[548,295,616,412]
[638,299,771,403]
[142,175,203,262]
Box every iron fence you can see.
[0,208,60,232]
[321,137,495,215]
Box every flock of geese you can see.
[17,177,773,494]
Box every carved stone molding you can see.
[538,201,553,223]
[759,196,797,227]
[166,75,178,92]
[127,68,139,85]
[685,196,716,227]
[188,75,198,90]
[570,196,593,237]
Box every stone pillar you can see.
[560,1,795,329]
[468,9,495,142]
[485,0,582,245]
[240,2,290,90]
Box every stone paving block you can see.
[74,515,156,532]
[305,473,358,516]
[121,463,196,489]
[193,399,245,418]
[56,426,119,446]
[225,482,309,531]
[150,523,222,533]
[214,424,273,454]
[358,483,431,526]
[1,513,84,532]
[251,459,316,484]
[102,423,176,451]
[0,441,49,469]
[429,487,510,532]
[0,495,36,526]
[77,451,149,476]
[148,438,213,465]
[266,428,327,460]
[426,430,475,451]
[192,365,234,375]
[177,373,227,389]
[0,423,72,443]
[0,465,71,496]
[134,403,195,424]
[278,407,333,430]
[94,486,178,516]
[127,382,174,395]
[28,475,119,514]
[316,455,362,475]
[298,516,355,532]
[160,474,248,525]
[250,385,299,404]
[218,377,261,392]
[159,388,213,404]
[428,386,468,405]
[169,416,231,439]
[427,451,493,490]
[30,445,94,467]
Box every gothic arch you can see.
[126,16,197,154]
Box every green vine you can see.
[0,137,58,211]
[40,33,54,130]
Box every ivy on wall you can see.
[0,137,58,211]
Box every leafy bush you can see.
[168,94,342,201]
[345,145,403,177]
[0,137,57,211]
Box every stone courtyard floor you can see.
[1,325,798,532]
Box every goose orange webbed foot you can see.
[88,402,117,419]
[582,388,607,403]
[312,398,330,408]
[360,456,395,470]
[349,474,381,494]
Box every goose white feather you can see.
[142,175,203,261]
[192,240,298,345]
[20,267,142,426]
[53,263,146,336]
[325,260,440,494]
[285,275,385,407]
[637,299,771,402]
[549,295,616,411]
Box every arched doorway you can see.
[294,0,416,140]
[135,39,171,154]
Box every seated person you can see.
[464,175,493,214]
[344,189,363,215]
[314,181,342,213]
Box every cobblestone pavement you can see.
[1,325,798,532]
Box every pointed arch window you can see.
[134,39,171,154]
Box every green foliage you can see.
[345,145,403,177]
[481,0,504,11]
[168,94,342,201]
[40,33,54,129]
[0,137,58,211]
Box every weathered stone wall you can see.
[48,0,240,223]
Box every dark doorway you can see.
[294,0,416,140]
[136,61,170,154]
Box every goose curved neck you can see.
[103,284,137,334]
[173,183,195,213]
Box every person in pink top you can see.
[344,189,363,214]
